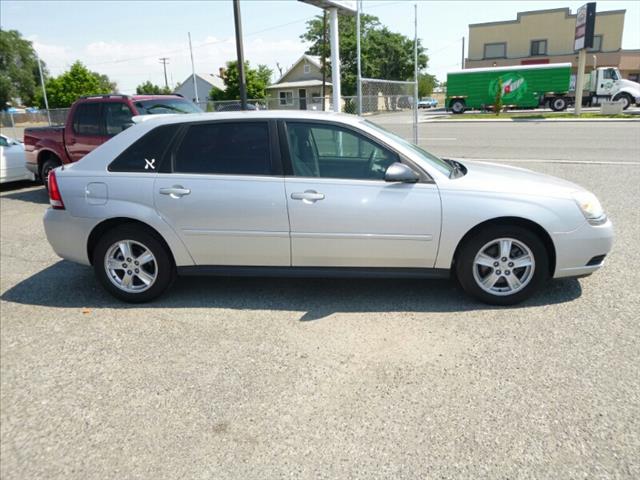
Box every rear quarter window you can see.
[108,125,179,172]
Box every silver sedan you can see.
[43,111,613,304]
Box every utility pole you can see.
[233,0,248,110]
[188,33,199,105]
[413,3,418,145]
[159,57,170,89]
[461,37,465,69]
[356,0,362,115]
[35,50,51,125]
[329,7,341,112]
[321,10,327,111]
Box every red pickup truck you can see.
[24,94,202,185]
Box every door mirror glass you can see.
[384,162,419,183]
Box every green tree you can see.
[211,61,272,100]
[0,29,45,109]
[418,73,437,98]
[301,14,428,95]
[136,80,172,95]
[39,61,115,108]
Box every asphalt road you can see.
[1,121,639,479]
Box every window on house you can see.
[588,35,603,52]
[530,40,547,56]
[483,43,506,59]
[304,63,311,74]
[279,91,293,106]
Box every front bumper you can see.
[552,218,614,278]
[43,208,98,266]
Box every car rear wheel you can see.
[456,226,549,305]
[93,224,176,302]
[40,157,60,189]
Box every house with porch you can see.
[266,54,332,110]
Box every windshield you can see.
[363,120,453,176]
[134,98,202,115]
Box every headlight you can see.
[573,191,607,225]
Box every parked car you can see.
[24,94,202,186]
[0,134,34,184]
[418,97,438,109]
[43,111,613,305]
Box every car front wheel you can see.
[456,226,549,305]
[93,224,176,302]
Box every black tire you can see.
[40,157,61,189]
[613,93,632,110]
[455,225,550,306]
[549,97,567,112]
[450,99,465,114]
[92,224,176,303]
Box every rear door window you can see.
[103,102,133,136]
[73,103,102,135]
[108,125,179,172]
[173,122,272,175]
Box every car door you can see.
[153,120,290,266]
[282,120,441,268]
[66,102,108,161]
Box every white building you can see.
[174,73,225,108]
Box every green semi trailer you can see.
[446,63,640,113]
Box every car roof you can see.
[135,110,365,127]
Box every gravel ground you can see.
[1,130,639,478]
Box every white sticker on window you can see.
[144,158,156,170]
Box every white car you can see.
[0,134,34,184]
[43,111,613,304]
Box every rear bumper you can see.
[552,219,614,278]
[43,208,98,266]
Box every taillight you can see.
[48,170,65,210]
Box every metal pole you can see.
[188,32,199,105]
[322,11,327,111]
[461,36,465,69]
[356,0,362,116]
[159,57,170,89]
[329,7,341,113]
[35,51,51,126]
[575,48,586,115]
[233,0,248,110]
[413,3,418,145]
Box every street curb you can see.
[421,117,640,123]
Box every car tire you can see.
[93,224,176,303]
[550,97,568,112]
[40,157,60,189]
[613,93,632,110]
[450,99,465,114]
[455,225,549,305]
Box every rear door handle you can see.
[159,185,191,198]
[290,190,325,202]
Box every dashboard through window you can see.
[174,122,272,175]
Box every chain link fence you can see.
[0,108,70,140]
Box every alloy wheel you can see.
[104,240,158,293]
[472,237,535,296]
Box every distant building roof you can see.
[273,54,324,85]
[266,79,332,89]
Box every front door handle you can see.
[290,190,325,203]
[159,185,191,198]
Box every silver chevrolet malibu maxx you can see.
[43,111,613,304]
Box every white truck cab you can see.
[572,67,640,109]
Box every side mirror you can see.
[384,162,419,183]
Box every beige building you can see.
[465,8,640,82]
[266,55,332,110]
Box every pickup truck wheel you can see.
[456,225,549,305]
[613,93,632,110]
[550,97,567,112]
[93,224,176,303]
[40,158,60,189]
[450,99,465,114]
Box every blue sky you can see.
[2,0,639,94]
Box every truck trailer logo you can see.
[489,73,527,102]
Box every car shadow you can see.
[1,260,583,321]
[0,182,48,204]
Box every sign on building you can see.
[574,2,596,50]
